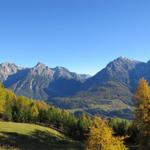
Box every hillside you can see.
[1,57,150,118]
[0,121,84,150]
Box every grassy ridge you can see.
[0,121,84,150]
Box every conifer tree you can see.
[135,78,150,150]
[0,83,6,115]
[86,116,127,150]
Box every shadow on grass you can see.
[0,130,84,150]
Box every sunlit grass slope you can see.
[0,121,84,150]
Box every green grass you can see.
[0,121,84,150]
[69,99,131,113]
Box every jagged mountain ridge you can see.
[41,57,150,119]
[2,62,90,100]
[1,57,150,119]
[57,57,144,109]
[83,57,141,90]
[0,57,149,102]
[0,63,22,82]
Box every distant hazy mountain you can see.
[1,57,150,119]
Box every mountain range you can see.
[1,57,149,119]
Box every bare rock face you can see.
[1,57,150,119]
[0,57,149,102]
[0,57,148,103]
[31,62,54,77]
[83,57,141,89]
[0,63,21,82]
[2,62,90,100]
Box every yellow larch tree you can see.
[86,116,127,150]
[135,78,150,150]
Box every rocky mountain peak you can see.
[0,62,20,68]
[31,63,54,76]
[105,57,140,75]
[107,57,139,67]
[84,57,142,89]
[34,62,46,69]
[53,66,73,79]
[53,66,71,73]
[0,62,21,81]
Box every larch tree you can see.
[135,78,150,102]
[0,83,6,115]
[135,78,150,150]
[86,116,127,150]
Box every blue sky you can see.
[0,0,150,75]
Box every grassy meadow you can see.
[0,121,84,150]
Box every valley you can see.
[0,57,149,119]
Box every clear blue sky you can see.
[0,0,150,75]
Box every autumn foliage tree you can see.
[0,83,92,140]
[135,78,150,102]
[135,78,150,149]
[86,116,127,150]
[0,83,7,116]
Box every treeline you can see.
[0,83,132,149]
[108,118,138,144]
[0,83,91,140]
[0,78,149,150]
[86,78,150,150]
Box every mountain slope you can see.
[51,80,134,119]
[1,57,150,119]
[3,63,89,100]
[47,57,147,119]
[83,57,140,89]
[0,63,22,82]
